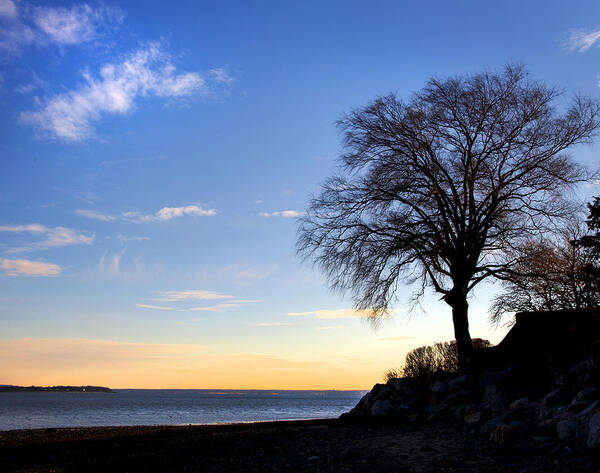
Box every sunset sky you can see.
[1,0,600,389]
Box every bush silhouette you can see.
[385,339,492,381]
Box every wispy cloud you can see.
[0,223,94,253]
[0,258,61,276]
[258,210,305,218]
[75,204,216,223]
[288,308,396,320]
[210,67,234,84]
[0,1,123,55]
[135,303,176,311]
[189,300,259,312]
[565,28,600,53]
[137,290,258,313]
[257,322,297,327]
[317,325,349,330]
[153,290,233,302]
[20,43,206,141]
[32,4,123,45]
[117,234,150,243]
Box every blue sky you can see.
[0,0,599,388]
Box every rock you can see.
[543,388,566,407]
[483,384,504,410]
[569,400,593,413]
[573,386,598,403]
[431,381,448,394]
[448,375,474,391]
[569,357,595,377]
[587,411,600,447]
[509,397,529,410]
[578,400,600,419]
[490,423,513,445]
[370,399,394,420]
[463,411,482,424]
[443,389,473,407]
[480,417,501,436]
[557,420,577,442]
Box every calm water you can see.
[0,389,365,431]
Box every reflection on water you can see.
[0,389,365,430]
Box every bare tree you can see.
[297,64,599,366]
[491,223,600,323]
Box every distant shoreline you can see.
[0,385,113,393]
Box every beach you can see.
[1,419,595,472]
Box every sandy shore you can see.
[1,419,597,472]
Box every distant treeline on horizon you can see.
[0,385,113,393]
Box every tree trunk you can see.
[444,289,473,368]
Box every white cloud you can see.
[117,234,150,243]
[32,4,123,45]
[258,210,305,218]
[0,0,17,18]
[0,258,61,276]
[288,308,398,319]
[0,2,122,55]
[75,204,216,223]
[111,249,125,273]
[189,300,259,312]
[153,290,233,302]
[318,325,349,330]
[135,303,176,311]
[74,209,117,222]
[0,223,94,253]
[20,43,206,141]
[257,322,297,327]
[210,67,234,84]
[137,290,258,313]
[565,29,600,53]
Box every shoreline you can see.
[1,418,593,472]
[0,418,334,447]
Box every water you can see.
[0,389,365,431]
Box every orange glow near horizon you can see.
[0,338,382,390]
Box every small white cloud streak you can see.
[0,258,61,276]
[258,210,305,218]
[75,205,216,223]
[117,234,150,243]
[257,322,297,327]
[188,300,259,312]
[74,209,117,222]
[288,308,392,319]
[32,4,123,45]
[153,290,233,302]
[0,223,94,253]
[565,28,600,53]
[210,68,234,84]
[20,43,205,141]
[318,325,349,330]
[111,249,125,273]
[135,303,176,311]
[0,2,122,55]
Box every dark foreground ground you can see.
[1,419,598,473]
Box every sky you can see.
[1,0,599,389]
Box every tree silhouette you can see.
[298,65,599,366]
[491,223,600,323]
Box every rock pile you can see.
[341,356,600,452]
